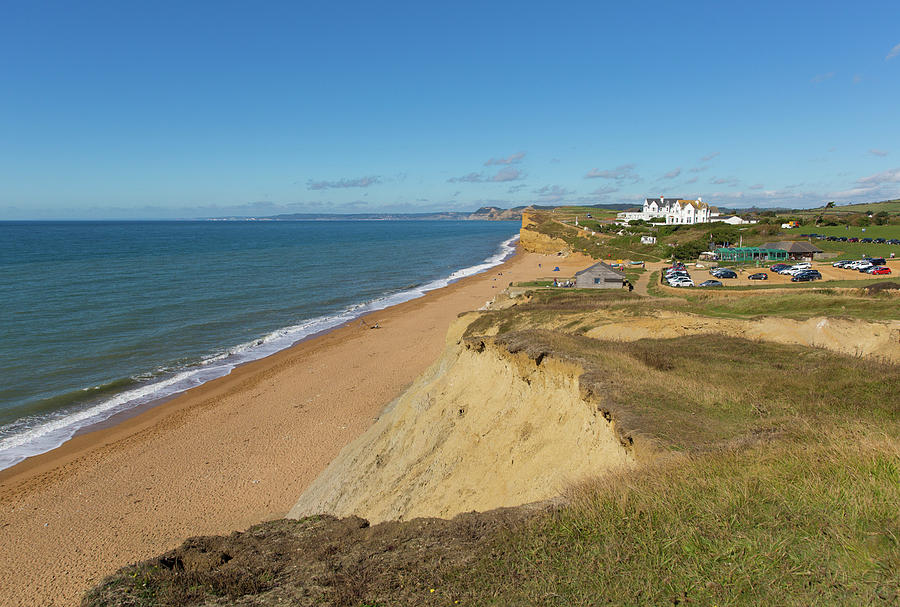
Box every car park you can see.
[791,271,821,282]
[748,272,768,280]
[770,263,790,272]
[848,237,859,243]
[870,267,892,275]
[698,280,722,287]
[860,238,873,243]
[874,238,886,244]
[857,264,874,272]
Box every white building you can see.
[617,197,711,225]
[717,215,758,225]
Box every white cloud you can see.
[857,167,900,185]
[869,149,889,157]
[448,167,524,183]
[700,152,720,162]
[886,42,900,60]
[661,167,682,179]
[307,175,381,190]
[484,152,526,166]
[584,163,640,183]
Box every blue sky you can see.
[2,1,899,219]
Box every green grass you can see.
[450,435,900,606]
[530,213,667,261]
[815,239,899,259]
[677,288,900,321]
[797,199,900,215]
[804,224,900,238]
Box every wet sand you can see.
[0,248,592,607]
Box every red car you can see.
[870,266,892,275]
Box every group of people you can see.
[552,278,574,288]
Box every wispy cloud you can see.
[857,167,900,185]
[684,177,698,185]
[710,176,740,187]
[887,42,900,61]
[689,165,710,173]
[584,163,640,183]
[811,72,835,83]
[507,183,529,194]
[660,167,682,180]
[484,152,526,166]
[307,175,381,190]
[749,183,764,190]
[447,167,524,183]
[869,149,889,157]
[589,185,620,196]
[700,152,719,162]
[533,185,573,202]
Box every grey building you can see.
[574,262,626,289]
[761,241,825,261]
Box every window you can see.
[594,277,602,284]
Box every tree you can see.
[825,201,835,208]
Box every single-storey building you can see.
[761,241,825,261]
[574,262,626,289]
[715,247,788,262]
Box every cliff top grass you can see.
[84,328,900,607]
[469,286,900,325]
[85,284,900,607]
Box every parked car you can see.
[791,273,820,282]
[858,264,875,273]
[874,238,886,244]
[770,263,790,272]
[699,280,723,287]
[870,266,892,275]
[868,257,886,265]
[861,238,873,243]
[832,260,852,267]
[848,237,859,243]
[748,272,768,280]
[791,262,811,270]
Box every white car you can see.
[792,262,811,270]
[668,277,694,287]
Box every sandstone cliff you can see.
[288,315,633,523]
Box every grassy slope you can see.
[85,276,900,607]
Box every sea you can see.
[0,220,520,471]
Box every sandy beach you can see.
[0,248,592,607]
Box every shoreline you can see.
[0,234,520,473]
[0,247,594,607]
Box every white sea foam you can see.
[0,234,519,471]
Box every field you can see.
[87,287,900,607]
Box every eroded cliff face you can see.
[288,317,633,523]
[518,211,572,255]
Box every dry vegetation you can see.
[85,284,899,606]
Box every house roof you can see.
[574,261,626,278]
[761,241,824,253]
[676,199,709,210]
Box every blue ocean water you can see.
[0,220,519,470]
